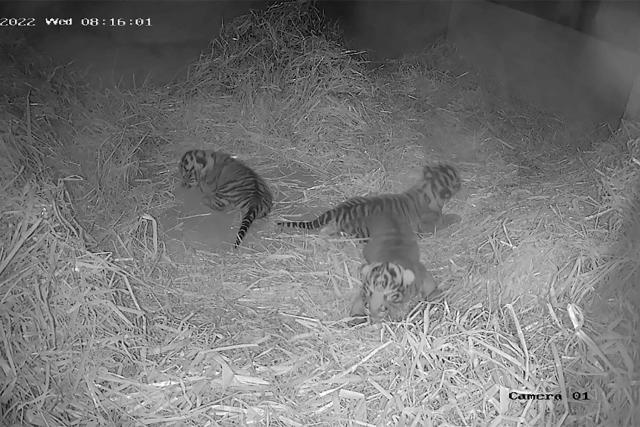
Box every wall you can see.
[448,0,640,140]
[590,0,640,119]
[590,1,640,53]
[319,0,451,62]
[489,0,601,33]
[2,1,262,88]
[5,0,640,131]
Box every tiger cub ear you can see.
[398,265,416,286]
[385,262,416,286]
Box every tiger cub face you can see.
[423,163,461,202]
[179,149,230,190]
[355,262,419,322]
[360,262,416,322]
[179,149,208,188]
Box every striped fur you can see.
[179,149,272,248]
[277,163,461,238]
[350,214,437,324]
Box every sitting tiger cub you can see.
[179,149,273,248]
[350,213,437,324]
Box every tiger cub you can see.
[179,149,273,248]
[277,163,461,239]
[350,213,437,324]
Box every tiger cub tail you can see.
[233,179,273,248]
[235,201,266,248]
[276,207,340,230]
[277,196,377,235]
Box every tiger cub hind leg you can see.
[203,193,231,211]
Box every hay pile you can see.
[1,1,638,425]
[182,1,380,171]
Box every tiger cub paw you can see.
[348,291,369,326]
[419,270,438,300]
[347,316,368,327]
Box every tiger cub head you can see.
[179,149,207,188]
[423,163,461,201]
[357,261,418,322]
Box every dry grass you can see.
[1,2,638,426]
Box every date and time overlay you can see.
[0,16,152,28]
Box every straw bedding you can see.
[1,2,638,425]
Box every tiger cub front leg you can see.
[348,289,368,326]
[417,265,437,300]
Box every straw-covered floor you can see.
[1,2,638,425]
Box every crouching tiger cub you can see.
[277,163,461,239]
[349,213,437,324]
[179,149,273,248]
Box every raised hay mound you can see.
[1,1,639,425]
[184,1,378,164]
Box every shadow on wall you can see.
[319,0,451,61]
[592,1,640,53]
[490,0,640,54]
[2,1,264,88]
[448,1,640,141]
[489,0,601,34]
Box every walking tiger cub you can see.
[277,163,461,238]
[179,149,273,248]
[349,213,437,324]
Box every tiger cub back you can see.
[349,213,437,324]
[179,149,273,248]
[277,163,461,239]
